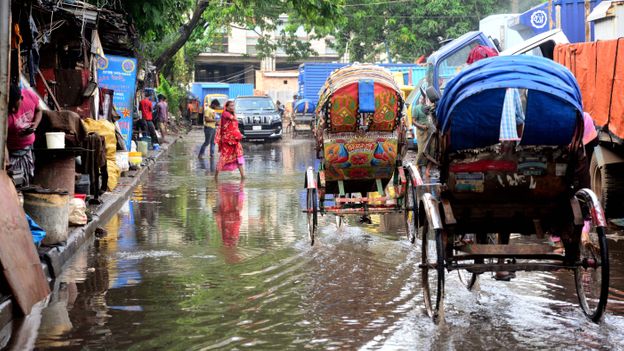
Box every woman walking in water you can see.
[215,100,245,179]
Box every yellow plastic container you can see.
[128,151,142,166]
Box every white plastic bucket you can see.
[115,151,129,172]
[45,132,66,149]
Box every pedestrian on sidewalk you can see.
[156,94,169,144]
[139,90,159,145]
[215,101,245,180]
[199,99,219,158]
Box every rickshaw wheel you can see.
[574,222,609,322]
[403,174,418,244]
[421,220,445,321]
[307,189,318,246]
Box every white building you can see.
[195,15,341,84]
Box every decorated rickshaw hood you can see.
[316,64,404,113]
[435,55,583,151]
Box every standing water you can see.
[10,130,624,350]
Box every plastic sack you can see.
[115,151,130,172]
[26,214,46,245]
[83,118,121,190]
[69,198,88,225]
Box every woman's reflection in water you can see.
[216,181,245,263]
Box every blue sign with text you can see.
[97,55,138,150]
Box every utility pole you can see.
[585,0,591,42]
[511,0,519,13]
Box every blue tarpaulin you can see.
[436,55,583,151]
[26,214,46,246]
[294,99,316,113]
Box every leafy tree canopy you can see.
[335,0,544,63]
[89,0,544,84]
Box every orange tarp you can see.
[594,40,617,127]
[572,42,596,117]
[610,38,624,139]
[555,39,624,139]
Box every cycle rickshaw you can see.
[411,55,609,323]
[304,64,418,245]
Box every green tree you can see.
[335,0,543,63]
[92,0,344,73]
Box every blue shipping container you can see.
[228,83,254,99]
[191,82,229,105]
[191,82,254,105]
[298,63,347,101]
[298,63,428,101]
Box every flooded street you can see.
[25,130,624,350]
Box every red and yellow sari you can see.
[215,110,244,171]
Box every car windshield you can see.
[235,98,276,111]
[216,97,227,106]
[429,40,481,91]
[405,79,425,105]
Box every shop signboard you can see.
[97,54,138,150]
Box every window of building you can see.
[246,37,258,55]
[208,33,229,53]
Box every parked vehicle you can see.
[500,29,569,58]
[400,32,497,152]
[234,95,282,140]
[203,93,228,124]
[292,98,316,135]
[415,55,608,323]
[404,79,426,151]
[554,39,624,219]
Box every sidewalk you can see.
[0,135,181,333]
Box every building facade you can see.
[195,15,342,84]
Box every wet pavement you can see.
[10,130,624,350]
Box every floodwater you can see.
[10,130,624,350]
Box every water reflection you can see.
[217,181,245,263]
[23,132,624,350]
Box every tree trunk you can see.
[153,0,209,71]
